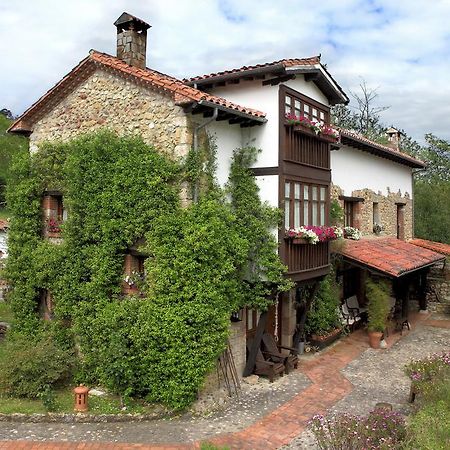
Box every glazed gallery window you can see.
[284,93,328,122]
[284,181,327,228]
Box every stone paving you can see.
[0,312,448,450]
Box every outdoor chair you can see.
[246,340,285,382]
[261,333,299,374]
[340,302,362,331]
[346,295,368,314]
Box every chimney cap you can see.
[386,127,404,136]
[114,12,151,32]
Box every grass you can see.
[0,387,160,415]
[0,302,13,323]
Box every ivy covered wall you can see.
[5,130,289,408]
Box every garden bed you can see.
[309,328,342,350]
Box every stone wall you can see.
[30,68,193,161]
[427,262,450,314]
[331,184,413,240]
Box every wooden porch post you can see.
[243,310,268,377]
[418,269,429,311]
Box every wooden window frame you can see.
[284,180,328,228]
[283,88,330,123]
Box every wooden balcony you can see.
[284,239,330,281]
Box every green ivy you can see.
[227,147,293,309]
[5,131,290,408]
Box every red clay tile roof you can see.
[184,56,321,83]
[184,56,349,106]
[339,237,445,277]
[339,128,425,169]
[8,51,266,134]
[409,239,450,257]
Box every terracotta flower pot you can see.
[368,331,383,349]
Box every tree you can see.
[331,79,389,143]
[0,113,28,209]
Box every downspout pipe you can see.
[192,106,219,203]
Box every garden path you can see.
[0,312,448,450]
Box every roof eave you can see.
[185,64,286,87]
[285,65,349,105]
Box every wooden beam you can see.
[305,72,320,82]
[216,113,234,121]
[262,74,295,86]
[243,310,268,377]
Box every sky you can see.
[1,0,450,143]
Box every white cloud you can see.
[1,0,450,142]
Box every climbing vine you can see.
[6,132,290,408]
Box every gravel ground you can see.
[285,319,450,449]
[0,371,310,444]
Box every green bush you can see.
[0,335,73,398]
[305,273,341,336]
[366,279,390,332]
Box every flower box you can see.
[288,123,339,143]
[309,328,342,350]
[291,237,309,245]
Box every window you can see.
[39,289,53,321]
[373,202,380,232]
[344,201,354,227]
[284,92,329,123]
[42,192,66,236]
[122,252,147,295]
[285,181,328,228]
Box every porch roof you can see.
[338,237,445,277]
[409,238,450,257]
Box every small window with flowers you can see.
[42,191,66,238]
[122,238,148,297]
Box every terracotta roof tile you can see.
[184,56,321,83]
[9,51,266,133]
[90,52,268,118]
[410,239,450,257]
[339,237,445,277]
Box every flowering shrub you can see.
[286,226,344,244]
[344,226,362,240]
[309,409,406,450]
[285,113,339,139]
[405,351,450,395]
[46,217,62,233]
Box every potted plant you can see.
[366,279,390,349]
[305,273,342,349]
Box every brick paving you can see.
[0,312,448,450]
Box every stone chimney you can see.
[386,127,403,150]
[114,12,151,69]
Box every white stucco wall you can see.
[207,120,243,188]
[331,145,413,197]
[255,175,279,208]
[284,77,330,105]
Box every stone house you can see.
[8,12,446,379]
